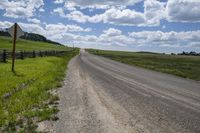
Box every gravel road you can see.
[52,50,200,133]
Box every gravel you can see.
[52,50,200,133]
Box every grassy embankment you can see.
[87,49,200,81]
[0,36,70,51]
[0,36,79,132]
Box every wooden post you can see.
[12,23,17,72]
[20,50,24,59]
[39,51,43,57]
[3,50,7,63]
[32,50,36,58]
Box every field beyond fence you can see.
[0,50,73,63]
[87,49,200,81]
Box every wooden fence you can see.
[0,50,72,63]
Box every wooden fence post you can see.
[20,50,24,59]
[2,50,7,63]
[39,51,43,57]
[32,50,36,58]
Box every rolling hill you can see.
[0,36,70,51]
[0,30,61,46]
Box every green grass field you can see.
[0,51,79,132]
[0,36,70,51]
[0,36,79,132]
[87,49,200,81]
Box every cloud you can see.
[49,28,200,50]
[53,8,66,17]
[39,8,45,12]
[54,0,64,4]
[21,23,91,41]
[51,29,200,49]
[64,0,143,9]
[55,32,130,47]
[0,21,91,43]
[0,0,44,18]
[58,8,155,26]
[144,0,166,26]
[54,0,200,26]
[45,23,92,37]
[1,20,199,51]
[0,21,13,28]
[128,30,200,47]
[103,28,122,36]
[27,18,41,24]
[18,22,45,34]
[1,0,199,29]
[20,23,90,34]
[166,0,200,22]
[100,8,147,26]
[10,22,93,46]
[55,0,165,26]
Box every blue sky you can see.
[0,0,200,53]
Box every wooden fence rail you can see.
[0,50,72,63]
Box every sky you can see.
[0,0,200,53]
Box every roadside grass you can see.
[0,49,79,132]
[0,36,71,51]
[87,49,200,81]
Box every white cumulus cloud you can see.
[27,18,41,24]
[0,21,13,28]
[103,28,122,36]
[166,0,200,22]
[54,0,64,4]
[55,0,166,26]
[64,0,143,9]
[0,0,44,18]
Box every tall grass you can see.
[0,49,79,132]
[87,49,200,81]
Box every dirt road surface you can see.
[52,50,200,133]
